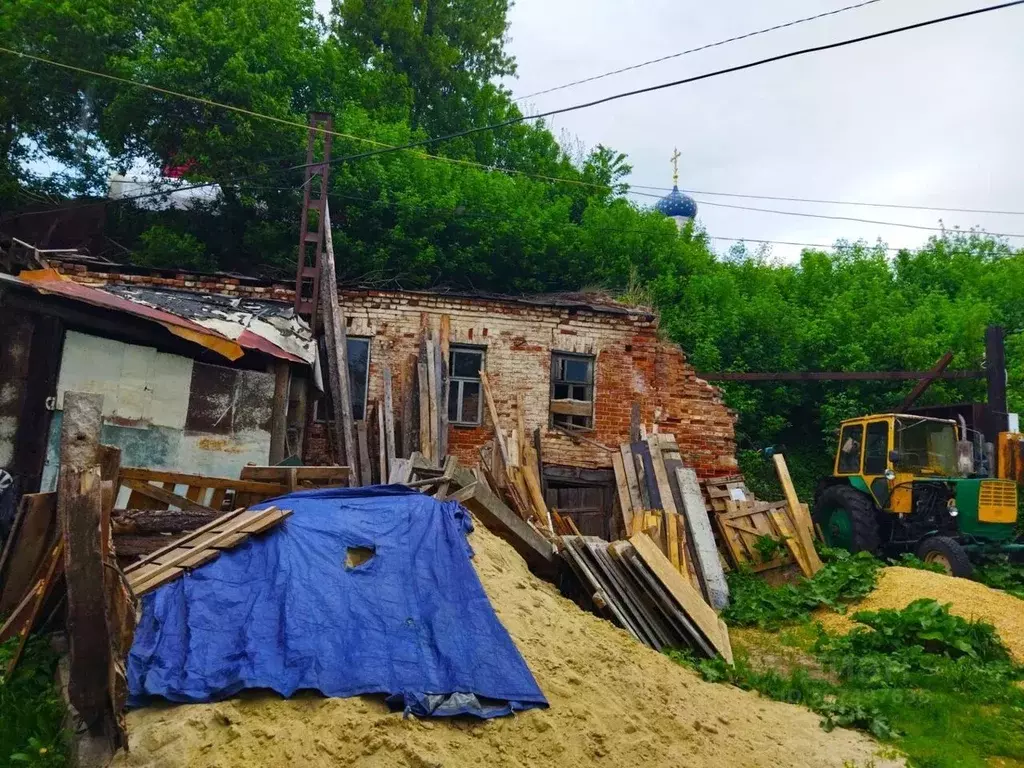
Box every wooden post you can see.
[383,364,396,469]
[986,325,1008,433]
[59,393,111,732]
[417,360,432,461]
[401,355,416,459]
[376,401,387,483]
[269,360,291,465]
[319,201,358,485]
[356,421,372,487]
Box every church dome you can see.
[655,185,697,220]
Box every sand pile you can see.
[113,521,900,768]
[816,566,1024,662]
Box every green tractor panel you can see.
[813,414,1019,577]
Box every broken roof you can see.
[0,269,314,364]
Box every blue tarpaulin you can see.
[127,485,548,718]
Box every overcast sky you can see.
[497,0,1024,260]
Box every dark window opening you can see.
[837,424,864,474]
[448,346,484,426]
[864,421,890,475]
[315,336,371,423]
[550,352,594,430]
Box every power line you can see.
[628,189,1024,238]
[629,185,1024,217]
[329,1,1024,165]
[515,0,884,102]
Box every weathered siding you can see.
[41,331,274,488]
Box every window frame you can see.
[549,351,595,430]
[836,423,865,475]
[863,420,890,476]
[448,345,485,427]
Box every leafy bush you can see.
[0,637,67,766]
[723,548,880,628]
[974,555,1024,600]
[822,598,1010,663]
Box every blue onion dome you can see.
[655,185,697,219]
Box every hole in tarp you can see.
[345,546,375,569]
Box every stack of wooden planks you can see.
[560,532,732,662]
[612,433,729,610]
[699,453,823,578]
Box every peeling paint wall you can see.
[41,331,274,488]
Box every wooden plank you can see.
[124,468,288,494]
[121,479,216,515]
[676,467,730,610]
[549,399,593,417]
[769,507,812,576]
[561,538,642,643]
[773,454,823,574]
[356,421,372,487]
[439,314,451,362]
[631,441,658,509]
[239,466,347,485]
[664,510,680,570]
[425,336,439,460]
[129,508,289,595]
[611,452,635,535]
[645,435,678,515]
[388,458,411,484]
[479,370,510,469]
[630,403,641,443]
[376,401,387,483]
[125,508,247,574]
[716,502,749,568]
[0,492,57,615]
[436,337,449,460]
[320,202,358,486]
[2,542,63,677]
[401,354,416,458]
[629,532,733,663]
[515,393,527,467]
[269,359,291,465]
[618,444,644,511]
[417,360,432,461]
[383,365,396,467]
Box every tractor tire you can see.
[813,484,881,555]
[915,536,973,578]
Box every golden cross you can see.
[670,147,681,185]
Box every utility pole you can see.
[986,325,1008,433]
[293,112,334,332]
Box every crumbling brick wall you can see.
[51,263,737,478]
[310,290,736,478]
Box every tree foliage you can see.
[2,0,1022,463]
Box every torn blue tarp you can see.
[127,485,548,718]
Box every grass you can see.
[671,599,1024,768]
[0,636,68,767]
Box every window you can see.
[550,352,594,429]
[315,336,371,422]
[448,346,484,426]
[863,421,890,475]
[837,423,864,474]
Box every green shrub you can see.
[0,636,67,767]
[890,553,946,573]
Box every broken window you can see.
[550,352,594,430]
[315,336,371,422]
[447,346,484,426]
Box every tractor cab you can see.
[815,413,1019,576]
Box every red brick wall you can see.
[53,264,737,477]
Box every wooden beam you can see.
[699,369,984,382]
[376,401,387,484]
[356,421,372,487]
[897,351,954,413]
[269,360,291,465]
[383,364,396,468]
[319,202,358,485]
[479,370,511,468]
[121,480,216,514]
[986,325,1009,433]
[417,361,432,461]
[401,354,416,458]
[425,337,439,461]
[675,467,730,610]
[549,399,593,417]
[772,453,823,575]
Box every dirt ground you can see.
[112,520,902,768]
[816,566,1024,662]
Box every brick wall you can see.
[52,263,737,478]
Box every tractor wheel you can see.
[813,485,881,555]
[915,536,973,578]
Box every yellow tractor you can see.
[814,413,1019,576]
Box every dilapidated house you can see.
[0,252,736,537]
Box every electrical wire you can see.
[628,190,1024,238]
[328,1,1024,165]
[514,0,884,101]
[629,185,1024,217]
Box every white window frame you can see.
[448,345,485,426]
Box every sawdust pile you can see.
[816,566,1024,662]
[113,522,900,768]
